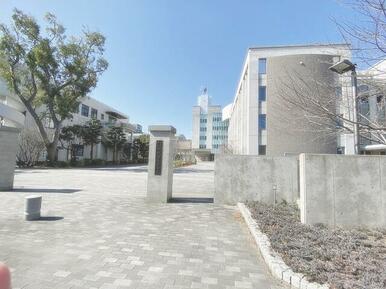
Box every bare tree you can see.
[276,65,386,146]
[337,0,386,66]
[16,129,45,167]
[275,1,386,147]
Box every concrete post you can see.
[0,126,21,191]
[25,195,42,221]
[146,125,176,203]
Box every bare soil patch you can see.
[246,201,386,289]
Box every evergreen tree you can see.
[59,125,83,161]
[103,126,126,163]
[0,9,108,162]
[82,119,102,160]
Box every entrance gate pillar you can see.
[0,101,25,191]
[0,126,21,190]
[146,125,176,203]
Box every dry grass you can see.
[246,201,386,289]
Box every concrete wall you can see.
[214,154,298,205]
[0,127,20,190]
[299,154,386,229]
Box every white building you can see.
[353,59,386,154]
[192,88,228,155]
[225,43,351,156]
[0,80,25,128]
[56,96,137,161]
[1,78,139,162]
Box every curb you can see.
[237,203,329,289]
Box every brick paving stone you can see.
[0,163,287,289]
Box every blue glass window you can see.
[81,104,89,117]
[259,86,266,101]
[258,58,267,74]
[259,114,266,129]
[91,108,98,119]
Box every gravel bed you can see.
[246,201,386,289]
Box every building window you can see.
[259,114,266,130]
[259,145,266,155]
[101,113,105,120]
[360,97,369,116]
[199,145,206,149]
[72,144,84,157]
[258,58,267,74]
[259,86,266,102]
[336,114,343,128]
[337,147,345,154]
[81,104,89,117]
[109,115,116,123]
[358,85,369,93]
[335,86,342,100]
[91,108,98,119]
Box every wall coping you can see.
[300,153,386,158]
[148,125,176,134]
[0,126,21,133]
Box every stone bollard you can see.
[25,195,42,221]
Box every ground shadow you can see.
[30,216,64,221]
[87,167,148,173]
[173,168,214,174]
[170,197,214,204]
[11,188,80,194]
[15,170,43,174]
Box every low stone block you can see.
[25,195,42,221]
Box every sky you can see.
[0,0,361,138]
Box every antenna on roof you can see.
[200,86,208,95]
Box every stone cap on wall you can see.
[0,125,21,133]
[148,125,176,135]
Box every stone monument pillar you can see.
[147,125,176,203]
[0,126,21,190]
[0,99,24,191]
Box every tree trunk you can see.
[46,143,57,163]
[90,143,94,160]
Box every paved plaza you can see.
[0,162,286,289]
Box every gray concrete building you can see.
[225,44,351,156]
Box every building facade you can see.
[353,59,386,154]
[1,78,140,162]
[55,96,137,161]
[132,123,143,134]
[225,44,351,156]
[192,89,228,154]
